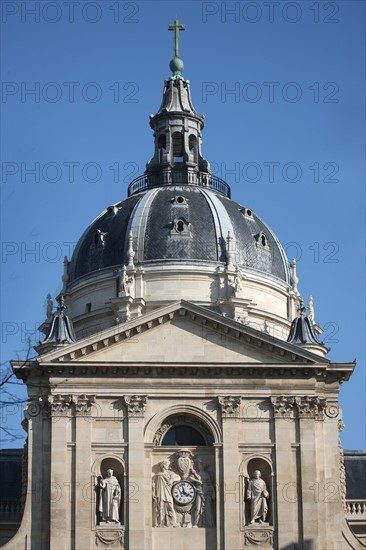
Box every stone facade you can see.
[4,301,363,550]
[3,21,364,550]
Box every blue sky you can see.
[1,1,365,450]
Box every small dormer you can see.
[254,232,269,249]
[92,230,107,248]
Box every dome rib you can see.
[67,187,290,285]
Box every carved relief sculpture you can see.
[152,451,215,529]
[195,458,215,527]
[153,460,180,528]
[247,470,269,524]
[173,449,204,528]
[99,469,121,524]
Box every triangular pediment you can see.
[36,301,328,366]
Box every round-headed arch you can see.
[145,404,222,446]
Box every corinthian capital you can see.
[295,396,326,420]
[218,396,241,417]
[270,396,295,418]
[124,395,148,417]
[73,394,96,415]
[48,394,72,415]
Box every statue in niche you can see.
[247,470,269,524]
[99,469,121,524]
[153,460,180,528]
[195,458,215,527]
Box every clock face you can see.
[172,481,196,504]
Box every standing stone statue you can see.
[153,460,180,528]
[118,266,127,294]
[99,469,121,524]
[247,470,269,524]
[234,265,242,294]
[307,294,315,325]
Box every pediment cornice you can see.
[33,300,329,365]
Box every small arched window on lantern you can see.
[172,132,184,163]
[158,134,166,163]
[189,134,197,162]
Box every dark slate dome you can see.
[67,185,290,284]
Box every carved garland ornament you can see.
[95,528,124,548]
[244,529,273,546]
[338,420,347,512]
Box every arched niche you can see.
[239,455,273,528]
[91,454,126,527]
[147,406,220,530]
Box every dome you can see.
[59,51,298,343]
[68,185,290,285]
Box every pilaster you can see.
[48,394,72,550]
[271,396,297,549]
[218,396,241,549]
[295,396,326,549]
[73,395,95,549]
[124,395,148,549]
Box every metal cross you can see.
[168,18,185,58]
